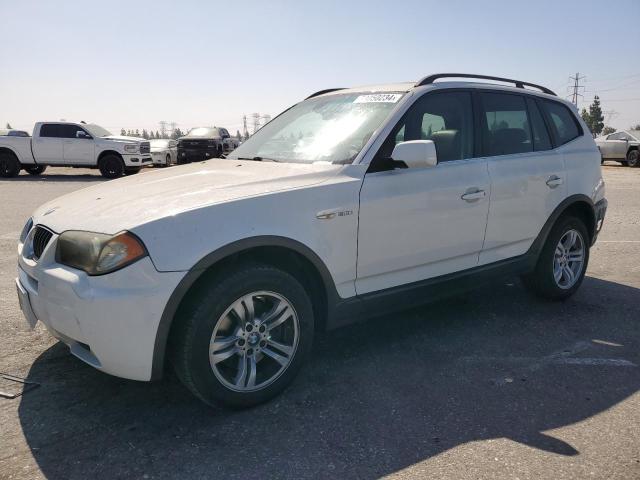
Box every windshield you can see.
[150,139,170,148]
[84,124,112,137]
[186,127,217,137]
[227,92,405,164]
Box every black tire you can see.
[0,152,21,178]
[170,263,315,408]
[99,154,125,179]
[522,216,590,300]
[24,165,47,176]
[165,154,171,167]
[124,166,141,175]
[626,150,639,167]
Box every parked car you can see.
[0,122,151,178]
[177,127,224,164]
[0,129,30,137]
[150,139,177,167]
[595,130,640,167]
[16,74,607,408]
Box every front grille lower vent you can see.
[140,142,150,154]
[32,226,53,260]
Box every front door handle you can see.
[546,175,564,188]
[461,189,486,202]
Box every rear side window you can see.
[526,98,552,151]
[40,124,63,138]
[541,100,581,145]
[480,93,532,156]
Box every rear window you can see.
[541,100,582,146]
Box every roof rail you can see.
[415,73,556,96]
[305,88,346,100]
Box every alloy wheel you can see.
[209,291,299,392]
[553,229,585,289]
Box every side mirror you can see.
[76,131,91,139]
[391,140,438,169]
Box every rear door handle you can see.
[461,189,486,202]
[546,175,564,188]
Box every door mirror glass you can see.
[391,140,438,168]
[76,130,91,139]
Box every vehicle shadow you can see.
[4,172,105,183]
[16,276,640,479]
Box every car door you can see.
[601,132,627,159]
[32,123,64,164]
[356,90,490,295]
[478,92,566,265]
[62,124,95,165]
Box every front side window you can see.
[541,100,581,145]
[228,92,405,164]
[61,125,89,139]
[377,91,473,162]
[607,132,621,140]
[481,92,532,156]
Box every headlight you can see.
[20,217,33,243]
[56,231,147,275]
[124,144,140,153]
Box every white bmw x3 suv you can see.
[16,74,607,407]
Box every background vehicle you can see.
[176,127,231,164]
[16,74,606,409]
[0,122,151,178]
[0,129,30,137]
[595,130,640,167]
[150,139,177,167]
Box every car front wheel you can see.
[627,150,639,167]
[522,216,589,300]
[171,263,314,408]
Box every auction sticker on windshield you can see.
[353,93,403,103]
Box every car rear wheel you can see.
[522,216,589,300]
[165,154,171,166]
[24,165,47,176]
[0,152,21,178]
[170,263,314,408]
[99,154,125,179]
[626,150,639,167]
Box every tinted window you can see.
[526,98,552,151]
[542,100,581,145]
[40,124,63,138]
[381,91,474,162]
[481,93,532,156]
[60,125,89,139]
[607,133,620,140]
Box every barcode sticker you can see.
[353,93,403,104]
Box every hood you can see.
[103,135,148,143]
[32,159,341,233]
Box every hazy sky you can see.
[2,0,639,135]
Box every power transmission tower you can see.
[242,115,249,138]
[261,114,271,126]
[159,121,168,139]
[568,73,586,106]
[252,113,261,134]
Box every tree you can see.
[602,126,616,136]
[120,128,126,136]
[172,127,184,139]
[630,124,640,130]
[6,123,12,129]
[142,129,149,139]
[135,129,140,137]
[155,130,160,139]
[582,96,604,138]
[236,130,242,141]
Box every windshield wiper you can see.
[234,156,280,162]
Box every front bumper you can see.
[592,198,607,245]
[123,154,152,167]
[16,230,185,381]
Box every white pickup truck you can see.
[0,122,152,178]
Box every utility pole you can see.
[159,120,168,139]
[568,72,586,106]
